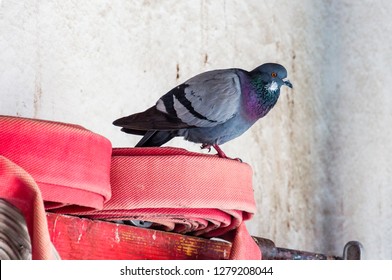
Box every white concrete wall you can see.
[1,0,391,259]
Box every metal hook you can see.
[343,241,364,260]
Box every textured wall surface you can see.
[1,0,391,259]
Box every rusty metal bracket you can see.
[252,236,363,260]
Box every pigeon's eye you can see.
[271,72,277,78]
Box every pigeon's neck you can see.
[239,71,280,121]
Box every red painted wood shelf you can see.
[46,213,231,260]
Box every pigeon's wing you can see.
[156,69,242,128]
[113,69,243,132]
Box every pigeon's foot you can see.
[201,143,226,157]
[200,143,242,162]
[212,144,228,158]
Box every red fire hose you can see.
[0,115,261,259]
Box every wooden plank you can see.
[47,213,231,260]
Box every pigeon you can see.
[113,63,292,158]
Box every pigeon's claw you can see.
[200,143,212,153]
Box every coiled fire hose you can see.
[0,115,260,259]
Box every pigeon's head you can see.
[253,63,293,90]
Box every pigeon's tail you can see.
[113,106,189,130]
[113,106,190,147]
[135,130,176,147]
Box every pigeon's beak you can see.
[283,78,293,88]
